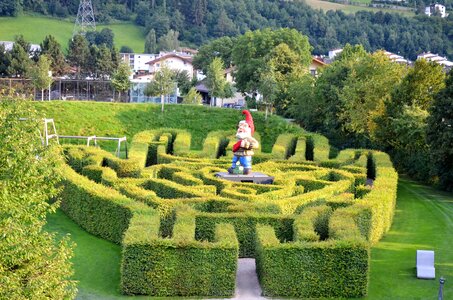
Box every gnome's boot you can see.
[228,167,235,174]
[243,168,252,175]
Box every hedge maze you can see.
[59,128,398,298]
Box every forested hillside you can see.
[1,0,452,59]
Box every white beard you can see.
[236,132,249,140]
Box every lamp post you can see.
[48,71,52,101]
[438,277,445,300]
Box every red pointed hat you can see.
[242,110,255,135]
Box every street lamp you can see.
[438,277,445,300]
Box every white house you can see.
[145,52,195,79]
[328,48,343,59]
[417,52,453,68]
[425,4,448,17]
[0,41,41,52]
[383,51,410,64]
[120,53,156,75]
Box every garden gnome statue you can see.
[228,110,259,175]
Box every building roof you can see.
[145,53,193,65]
[312,57,327,66]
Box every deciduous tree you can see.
[111,62,132,102]
[31,55,53,101]
[0,97,76,299]
[427,74,453,190]
[145,63,175,112]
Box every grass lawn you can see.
[304,0,415,16]
[0,15,145,52]
[366,178,453,299]
[45,178,453,299]
[33,101,300,153]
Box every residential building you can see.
[425,4,448,17]
[417,52,453,70]
[310,57,327,76]
[0,41,41,52]
[382,51,410,64]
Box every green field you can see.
[0,15,145,52]
[304,0,415,16]
[33,101,299,153]
[44,178,453,299]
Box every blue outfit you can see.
[231,155,252,169]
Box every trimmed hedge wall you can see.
[255,224,369,298]
[121,208,239,296]
[58,127,398,298]
[58,164,152,244]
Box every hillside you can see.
[0,16,145,52]
[1,0,451,60]
[33,102,301,152]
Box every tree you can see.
[183,87,202,104]
[7,41,32,77]
[67,34,89,78]
[144,29,157,54]
[120,45,134,53]
[375,59,445,150]
[0,97,76,299]
[338,51,406,144]
[0,44,11,76]
[145,63,175,112]
[266,43,306,115]
[427,74,453,190]
[192,0,207,25]
[111,62,132,102]
[232,28,312,96]
[31,55,53,101]
[95,28,115,49]
[213,10,238,37]
[206,57,227,106]
[258,63,278,120]
[172,70,192,95]
[192,36,236,75]
[0,0,20,16]
[111,45,121,70]
[40,35,66,75]
[95,44,115,79]
[157,30,180,52]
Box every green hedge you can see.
[195,212,293,257]
[57,127,398,298]
[121,208,238,296]
[81,165,118,186]
[270,133,297,159]
[255,224,369,298]
[59,164,152,244]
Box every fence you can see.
[0,78,127,102]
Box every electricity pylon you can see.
[73,0,96,37]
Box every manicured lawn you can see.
[0,15,145,52]
[366,178,453,299]
[45,178,453,299]
[33,101,299,153]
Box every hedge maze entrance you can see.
[59,128,398,298]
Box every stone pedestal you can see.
[215,172,274,184]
